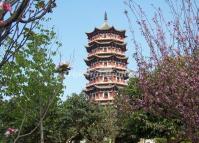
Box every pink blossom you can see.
[3,3,12,11]
[4,128,18,137]
[0,2,3,13]
[0,2,3,7]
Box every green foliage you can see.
[0,23,63,142]
[115,77,182,143]
[122,77,141,98]
[154,138,167,143]
[53,93,118,143]
[60,93,99,142]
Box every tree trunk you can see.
[40,118,44,143]
[40,106,44,143]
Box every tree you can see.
[125,0,199,142]
[0,23,65,143]
[60,93,102,143]
[85,105,118,143]
[0,0,57,69]
[115,78,181,143]
[58,93,117,143]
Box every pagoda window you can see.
[104,77,108,82]
[99,92,103,97]
[104,62,107,66]
[109,91,113,97]
[104,48,107,52]
[96,93,99,99]
[104,92,108,98]
[117,77,120,82]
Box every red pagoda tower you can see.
[84,13,128,104]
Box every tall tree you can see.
[59,93,117,143]
[0,23,66,143]
[125,0,199,142]
[115,78,181,143]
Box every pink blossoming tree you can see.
[0,0,57,69]
[125,0,199,142]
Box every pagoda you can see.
[84,13,128,104]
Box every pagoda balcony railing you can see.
[89,37,124,43]
[89,98,114,103]
[88,65,127,71]
[86,80,127,87]
[94,97,114,101]
[88,50,124,57]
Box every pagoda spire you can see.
[100,12,110,30]
[104,11,108,21]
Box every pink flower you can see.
[0,2,4,13]
[4,128,18,137]
[3,2,12,12]
[0,2,3,7]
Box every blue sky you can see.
[44,0,170,99]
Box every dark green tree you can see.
[58,93,116,143]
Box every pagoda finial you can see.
[104,11,108,21]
